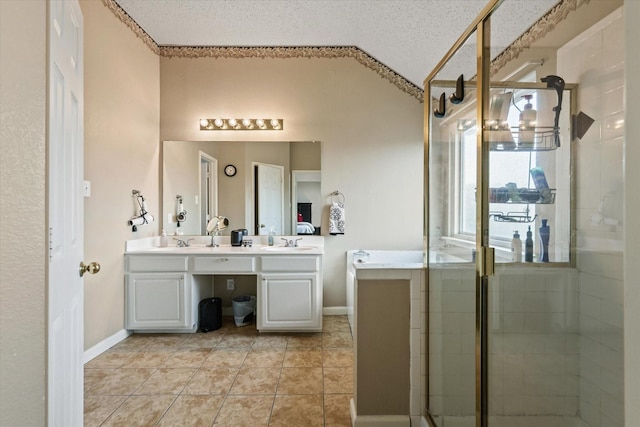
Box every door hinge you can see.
[49,227,53,262]
[479,246,495,277]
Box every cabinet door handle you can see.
[218,258,229,262]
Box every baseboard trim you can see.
[323,306,347,315]
[83,328,132,364]
[349,398,410,427]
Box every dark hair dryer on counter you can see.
[231,229,248,246]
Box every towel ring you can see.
[331,191,345,204]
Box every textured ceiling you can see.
[114,0,559,87]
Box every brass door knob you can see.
[79,261,101,277]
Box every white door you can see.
[48,0,85,425]
[254,163,284,235]
[199,152,218,235]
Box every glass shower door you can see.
[426,2,625,427]
[426,29,479,427]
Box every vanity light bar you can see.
[199,118,283,131]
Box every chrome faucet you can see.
[174,238,193,247]
[209,230,220,247]
[280,237,303,247]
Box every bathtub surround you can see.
[347,250,425,426]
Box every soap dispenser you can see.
[268,227,275,246]
[525,226,534,262]
[160,230,168,247]
[519,94,537,145]
[511,230,522,262]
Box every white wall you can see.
[0,1,47,425]
[557,8,625,426]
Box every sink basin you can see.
[147,245,231,251]
[264,246,316,252]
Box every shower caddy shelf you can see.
[486,126,560,151]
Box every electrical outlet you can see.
[226,279,235,291]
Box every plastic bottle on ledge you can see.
[519,94,537,145]
[539,219,550,262]
[511,230,522,262]
[525,226,534,262]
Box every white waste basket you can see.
[232,295,256,327]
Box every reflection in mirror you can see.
[162,140,321,236]
[254,162,284,235]
[292,171,321,236]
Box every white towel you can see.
[329,202,345,235]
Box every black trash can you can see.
[198,297,222,332]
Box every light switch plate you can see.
[83,180,91,197]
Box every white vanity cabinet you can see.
[124,237,324,333]
[125,255,200,332]
[258,255,322,332]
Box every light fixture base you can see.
[199,118,283,131]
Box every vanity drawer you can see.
[126,255,189,272]
[192,256,256,273]
[261,256,319,272]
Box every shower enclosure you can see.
[424,1,625,426]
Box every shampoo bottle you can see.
[525,226,534,262]
[539,219,550,262]
[160,230,168,247]
[511,230,522,262]
[268,227,275,246]
[519,94,537,145]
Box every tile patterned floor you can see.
[84,316,353,427]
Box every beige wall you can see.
[81,0,160,350]
[160,57,425,307]
[356,279,410,415]
[0,1,47,425]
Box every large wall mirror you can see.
[162,140,321,236]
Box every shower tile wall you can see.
[428,267,579,418]
[429,267,476,416]
[489,267,579,417]
[558,7,625,427]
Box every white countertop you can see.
[125,235,324,255]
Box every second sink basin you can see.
[264,246,315,252]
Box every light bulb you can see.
[270,119,280,129]
[214,119,223,127]
[242,119,252,128]
[199,119,209,127]
[228,119,237,128]
[256,119,266,128]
